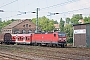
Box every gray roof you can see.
[3,19,27,29]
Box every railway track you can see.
[0,45,90,60]
[9,45,90,60]
[0,52,33,60]
[19,49,90,60]
[14,45,90,57]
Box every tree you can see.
[64,24,73,43]
[84,17,88,23]
[11,19,16,22]
[54,20,58,24]
[88,16,90,22]
[71,14,83,24]
[32,16,55,32]
[0,21,3,33]
[0,19,14,33]
[66,17,70,24]
[47,20,55,31]
[59,18,65,32]
[83,16,90,23]
[31,18,36,24]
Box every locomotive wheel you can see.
[61,44,65,48]
[38,43,41,46]
[33,43,37,46]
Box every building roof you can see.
[78,19,84,24]
[3,19,31,29]
[54,24,59,29]
[73,23,90,26]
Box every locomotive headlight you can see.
[63,38,66,41]
[63,38,66,40]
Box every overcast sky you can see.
[0,0,90,22]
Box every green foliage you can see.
[71,14,83,24]
[67,37,73,43]
[2,20,13,27]
[54,20,58,24]
[32,16,55,32]
[0,19,15,33]
[64,24,73,43]
[88,16,90,22]
[84,17,88,22]
[31,18,36,24]
[59,18,65,32]
[0,21,3,33]
[47,20,55,31]
[66,17,70,24]
[83,16,90,23]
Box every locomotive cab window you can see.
[54,34,56,37]
[58,33,66,37]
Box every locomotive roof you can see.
[34,32,65,34]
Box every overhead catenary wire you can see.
[0,0,18,8]
[15,0,79,13]
[40,0,79,10]
[3,0,90,20]
[55,7,90,15]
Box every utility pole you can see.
[36,8,39,33]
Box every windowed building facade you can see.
[1,19,40,34]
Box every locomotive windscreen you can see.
[58,33,66,37]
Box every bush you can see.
[67,37,73,43]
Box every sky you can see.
[0,0,90,22]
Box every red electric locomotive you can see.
[32,32,67,47]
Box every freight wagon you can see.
[0,33,15,44]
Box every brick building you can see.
[1,19,40,34]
